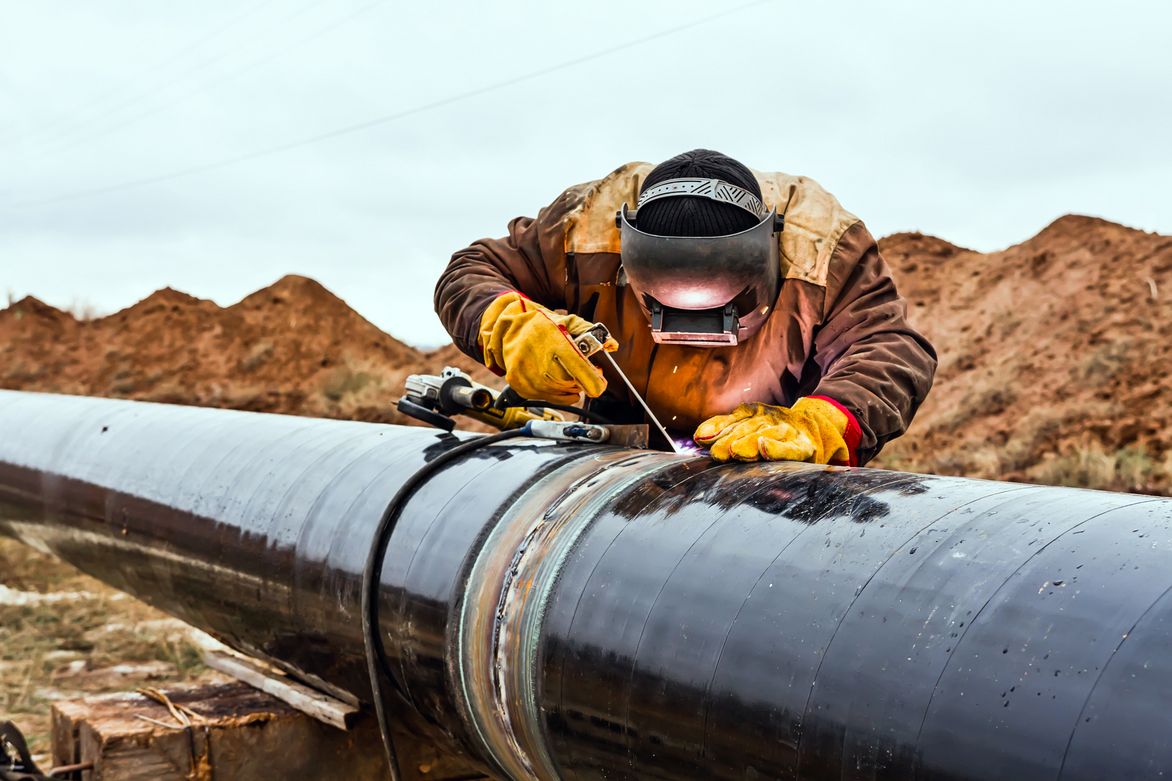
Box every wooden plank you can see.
[200,649,358,731]
[49,682,389,781]
[49,681,496,780]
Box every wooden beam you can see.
[50,682,385,781]
[50,682,494,781]
[200,650,358,731]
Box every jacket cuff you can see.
[807,395,862,467]
[464,289,519,365]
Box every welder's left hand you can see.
[694,397,858,465]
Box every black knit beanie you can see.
[637,149,762,237]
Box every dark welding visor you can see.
[616,200,783,347]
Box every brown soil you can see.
[0,274,497,428]
[875,215,1172,494]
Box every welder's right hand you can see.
[478,291,617,406]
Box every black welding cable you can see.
[531,401,613,424]
[491,387,614,424]
[361,429,526,781]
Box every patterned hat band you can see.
[636,177,768,220]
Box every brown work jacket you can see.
[434,162,936,465]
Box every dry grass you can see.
[321,364,377,402]
[0,537,222,762]
[880,421,1171,496]
[1026,444,1172,495]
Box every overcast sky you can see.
[2,1,1169,346]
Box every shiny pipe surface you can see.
[2,390,1172,780]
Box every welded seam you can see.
[491,526,545,777]
[554,460,726,761]
[455,452,636,774]
[456,458,615,776]
[487,470,612,781]
[518,456,677,777]
[457,451,672,780]
[908,499,1159,780]
[448,448,608,763]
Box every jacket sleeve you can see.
[434,189,575,359]
[810,221,937,465]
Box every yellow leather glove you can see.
[694,397,858,465]
[478,291,618,406]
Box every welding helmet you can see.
[616,177,784,347]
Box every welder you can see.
[434,149,936,465]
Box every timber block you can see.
[50,681,493,781]
[50,681,389,780]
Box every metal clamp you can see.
[572,324,612,360]
[521,420,610,443]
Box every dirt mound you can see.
[876,215,1172,494]
[0,274,496,427]
[3,215,1170,493]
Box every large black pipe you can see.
[2,390,1171,780]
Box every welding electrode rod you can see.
[0,390,1169,781]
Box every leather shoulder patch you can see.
[753,169,860,287]
[563,162,653,255]
[563,162,859,288]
